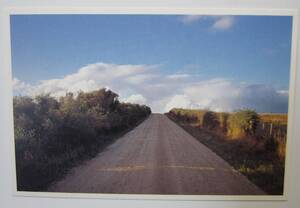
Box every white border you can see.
[4,7,299,201]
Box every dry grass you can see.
[166,109,287,195]
[169,108,208,125]
[260,113,287,125]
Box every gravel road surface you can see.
[48,114,264,195]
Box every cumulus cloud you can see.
[122,94,147,105]
[180,15,235,30]
[13,78,33,95]
[13,62,288,113]
[13,63,153,97]
[166,79,289,113]
[165,94,198,112]
[212,16,235,30]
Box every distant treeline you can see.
[14,89,151,191]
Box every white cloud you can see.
[125,73,157,85]
[13,78,34,95]
[167,74,190,80]
[164,94,198,112]
[212,16,235,30]
[277,90,289,95]
[122,94,147,105]
[180,15,235,30]
[165,79,288,113]
[13,62,288,113]
[13,63,154,97]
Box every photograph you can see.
[10,13,294,197]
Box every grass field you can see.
[260,113,288,124]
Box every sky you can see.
[11,15,293,113]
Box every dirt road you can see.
[48,114,264,195]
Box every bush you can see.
[218,112,229,132]
[13,89,151,191]
[167,108,201,124]
[227,109,260,139]
[202,111,220,130]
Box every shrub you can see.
[168,108,204,124]
[218,112,229,132]
[202,111,220,130]
[13,89,151,191]
[227,109,260,139]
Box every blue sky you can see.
[10,15,293,113]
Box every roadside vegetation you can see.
[14,89,151,191]
[166,108,287,195]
